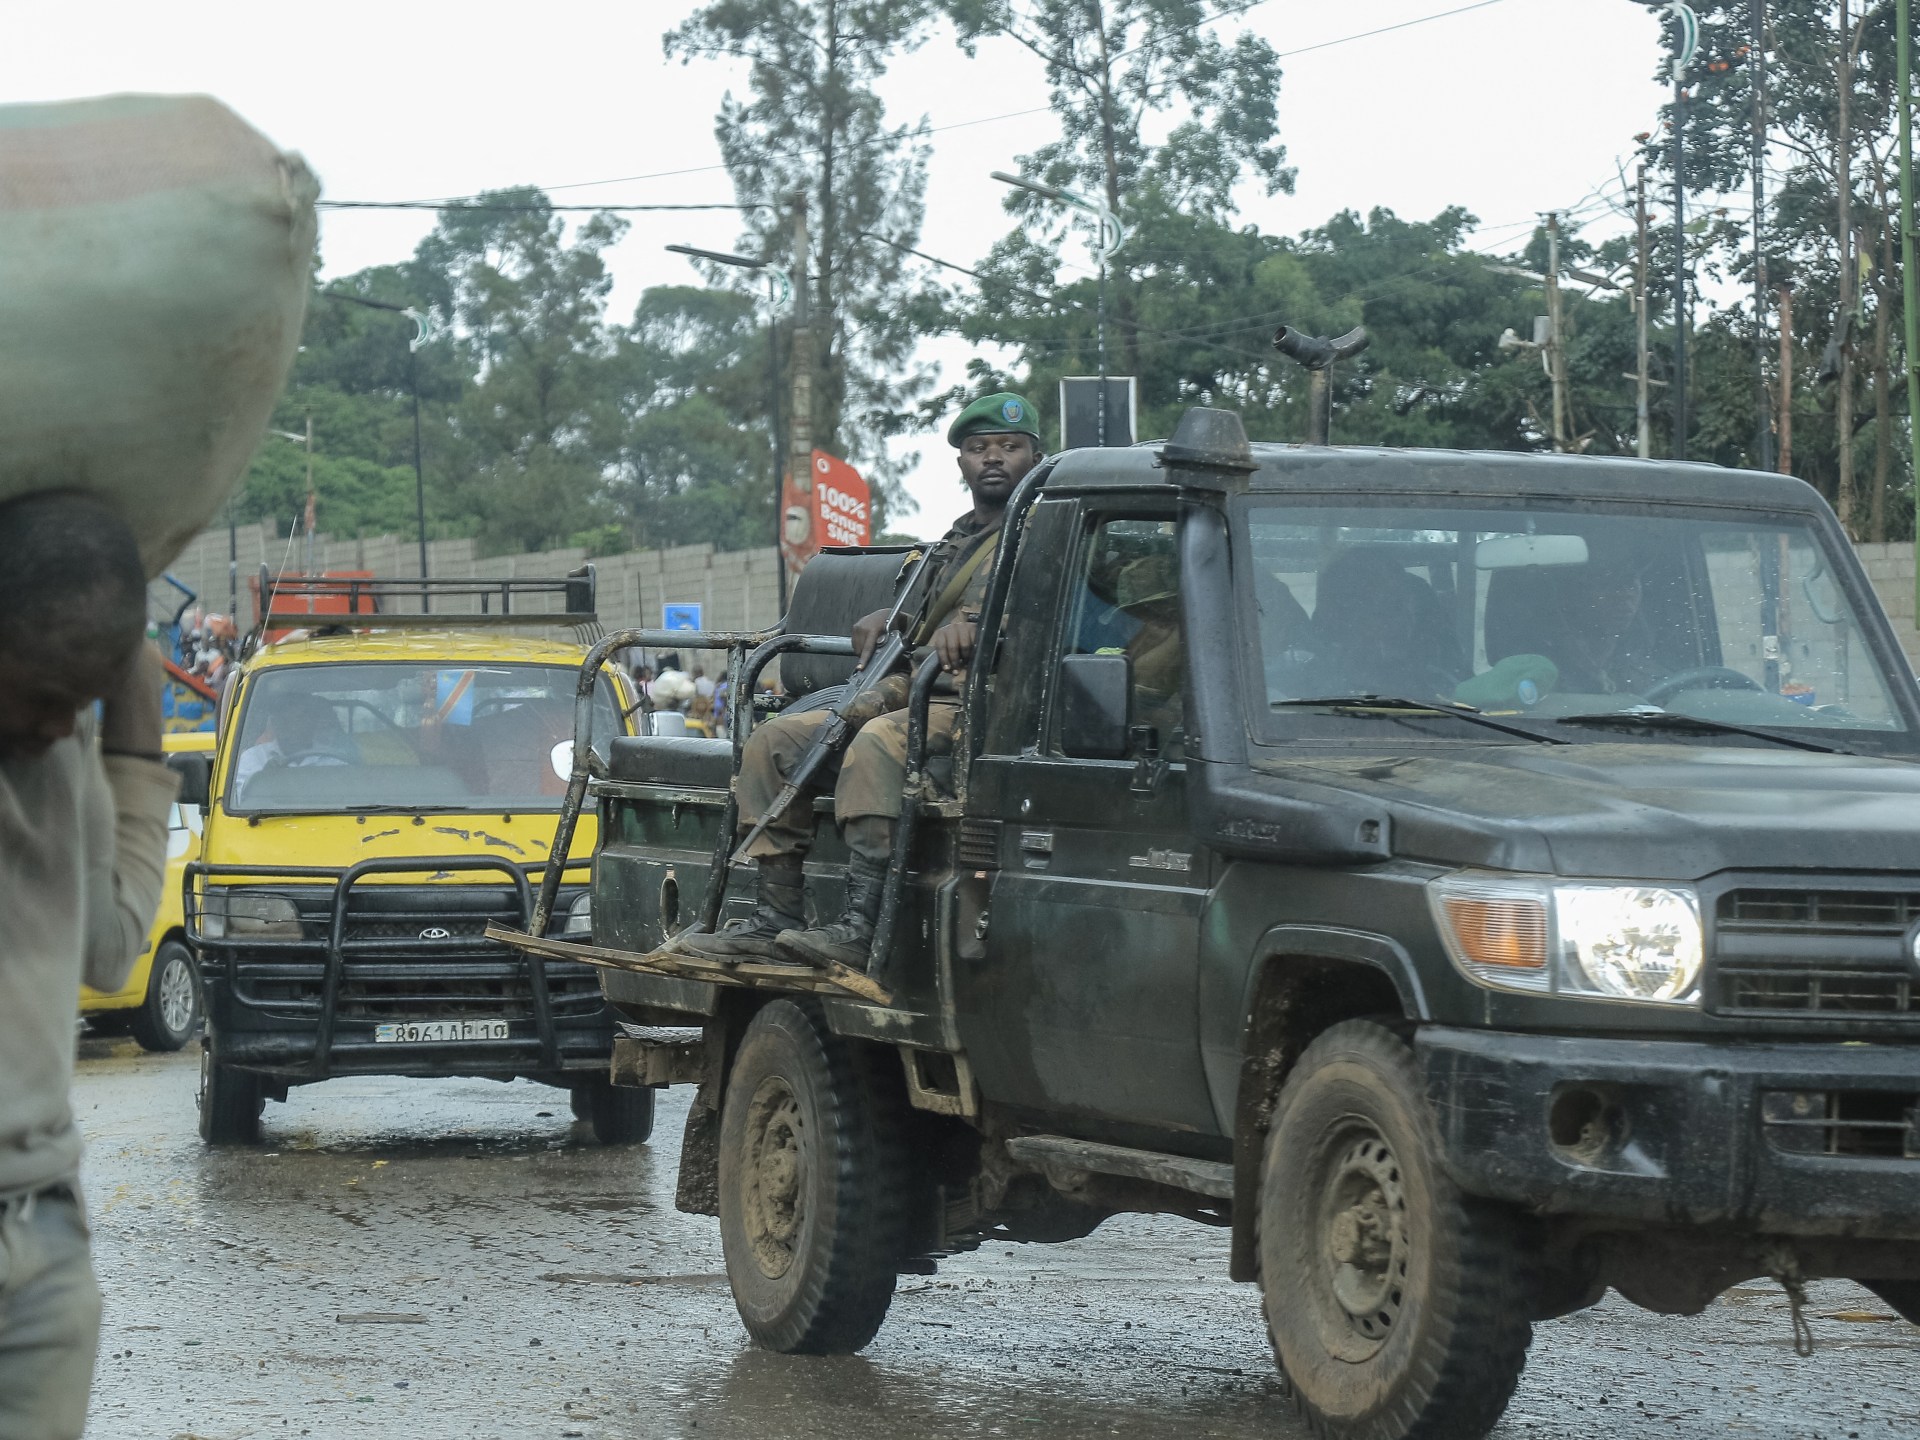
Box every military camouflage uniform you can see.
[737,512,1000,863]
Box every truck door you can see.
[958,506,1217,1136]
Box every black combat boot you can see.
[676,854,805,962]
[776,852,888,970]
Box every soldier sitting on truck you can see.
[678,392,1044,971]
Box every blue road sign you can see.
[663,603,702,631]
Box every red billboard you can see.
[782,449,871,584]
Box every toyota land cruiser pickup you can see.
[502,409,1920,1440]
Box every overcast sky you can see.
[3,0,1673,539]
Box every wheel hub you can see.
[158,955,195,1036]
[1318,1133,1410,1350]
[741,1078,806,1280]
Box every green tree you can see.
[944,0,1291,383]
[417,188,629,552]
[230,257,461,543]
[1636,0,1910,535]
[667,0,939,511]
[606,285,783,551]
[954,202,1571,456]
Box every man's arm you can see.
[82,646,179,994]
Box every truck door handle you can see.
[1019,829,1053,868]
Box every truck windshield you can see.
[1245,501,1910,746]
[224,662,619,813]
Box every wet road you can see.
[73,1036,1918,1440]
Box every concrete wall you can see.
[155,522,784,649]
[1856,542,1920,673]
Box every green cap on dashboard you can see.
[1454,654,1559,711]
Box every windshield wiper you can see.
[1273,695,1564,744]
[1553,707,1847,754]
[338,803,470,814]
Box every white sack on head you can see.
[0,94,318,576]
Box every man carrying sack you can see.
[680,392,1045,972]
[0,493,177,1440]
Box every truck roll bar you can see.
[529,626,855,942]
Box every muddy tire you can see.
[578,1078,656,1145]
[717,998,910,1354]
[1260,1020,1531,1440]
[130,940,201,1052]
[197,1043,263,1146]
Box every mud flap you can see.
[675,1083,722,1216]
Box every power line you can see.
[1113,0,1278,60]
[321,0,1521,212]
[318,200,767,213]
[1271,0,1511,60]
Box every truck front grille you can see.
[1761,1089,1920,1159]
[294,894,525,943]
[1721,969,1915,1016]
[238,964,604,1021]
[1711,887,1920,1023]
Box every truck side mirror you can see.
[167,751,212,810]
[1059,653,1131,759]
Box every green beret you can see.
[948,391,1041,447]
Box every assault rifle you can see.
[729,548,936,865]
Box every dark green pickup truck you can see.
[507,409,1920,1440]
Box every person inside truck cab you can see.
[232,694,355,798]
[1086,552,1184,747]
[1280,547,1464,701]
[1485,546,1650,696]
[677,392,1043,973]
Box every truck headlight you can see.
[564,893,592,938]
[1429,874,1702,1006]
[1555,885,1702,1002]
[199,889,302,940]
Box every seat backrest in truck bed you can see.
[779,546,917,697]
[607,735,733,790]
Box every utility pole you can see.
[303,408,315,576]
[408,343,428,612]
[992,170,1126,444]
[767,301,786,611]
[788,193,814,577]
[1545,212,1570,452]
[1636,167,1653,459]
[1750,0,1775,471]
[1899,0,1918,625]
[1836,0,1856,531]
[1672,59,1691,459]
[1778,283,1795,475]
[227,500,238,623]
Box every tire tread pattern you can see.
[198,1046,262,1146]
[723,998,911,1354]
[1265,1020,1533,1440]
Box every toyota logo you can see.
[419,926,452,941]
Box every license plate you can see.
[373,1020,509,1043]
